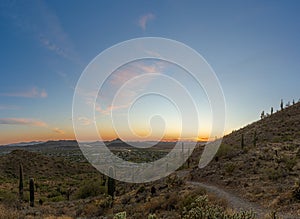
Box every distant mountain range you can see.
[2,141,45,147]
[1,138,206,150]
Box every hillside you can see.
[0,149,91,180]
[0,149,104,209]
[190,101,300,216]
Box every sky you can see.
[1,0,300,145]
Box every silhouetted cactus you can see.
[19,163,24,201]
[29,178,35,207]
[271,107,273,115]
[253,131,258,147]
[241,134,245,149]
[150,186,156,196]
[261,111,265,119]
[107,167,115,198]
[280,99,283,110]
[107,177,115,198]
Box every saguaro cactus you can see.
[241,134,245,149]
[29,178,35,207]
[19,163,23,201]
[107,167,115,198]
[253,131,258,147]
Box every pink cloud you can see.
[110,62,164,86]
[95,103,130,115]
[52,127,65,134]
[0,118,47,127]
[78,117,94,126]
[138,13,155,30]
[0,87,48,98]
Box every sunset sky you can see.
[1,1,300,145]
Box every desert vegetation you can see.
[0,100,300,218]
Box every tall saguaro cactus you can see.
[241,134,245,149]
[19,163,24,201]
[29,178,35,207]
[107,167,115,199]
[253,131,258,147]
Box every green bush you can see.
[75,180,104,199]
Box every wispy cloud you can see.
[138,13,155,30]
[95,103,131,115]
[94,61,167,116]
[1,0,80,63]
[78,117,94,126]
[0,87,47,98]
[52,127,65,134]
[0,118,47,127]
[110,61,165,86]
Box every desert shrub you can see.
[296,148,300,158]
[114,211,126,219]
[0,204,20,219]
[95,195,113,209]
[49,195,65,202]
[136,185,145,194]
[265,168,285,181]
[166,174,183,187]
[224,163,236,175]
[216,144,231,158]
[182,195,256,219]
[75,180,104,199]
[144,196,165,213]
[292,182,300,200]
[0,190,18,207]
[81,202,104,217]
[148,213,157,219]
[265,210,282,219]
[179,188,206,212]
[281,156,297,171]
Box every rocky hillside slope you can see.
[190,101,300,216]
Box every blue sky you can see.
[0,0,300,144]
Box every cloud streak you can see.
[138,13,155,30]
[0,118,47,127]
[110,61,165,86]
[0,87,47,98]
[1,0,79,63]
[52,127,65,134]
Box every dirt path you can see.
[187,181,266,218]
[177,171,296,218]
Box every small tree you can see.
[271,107,273,115]
[293,99,295,105]
[280,99,283,110]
